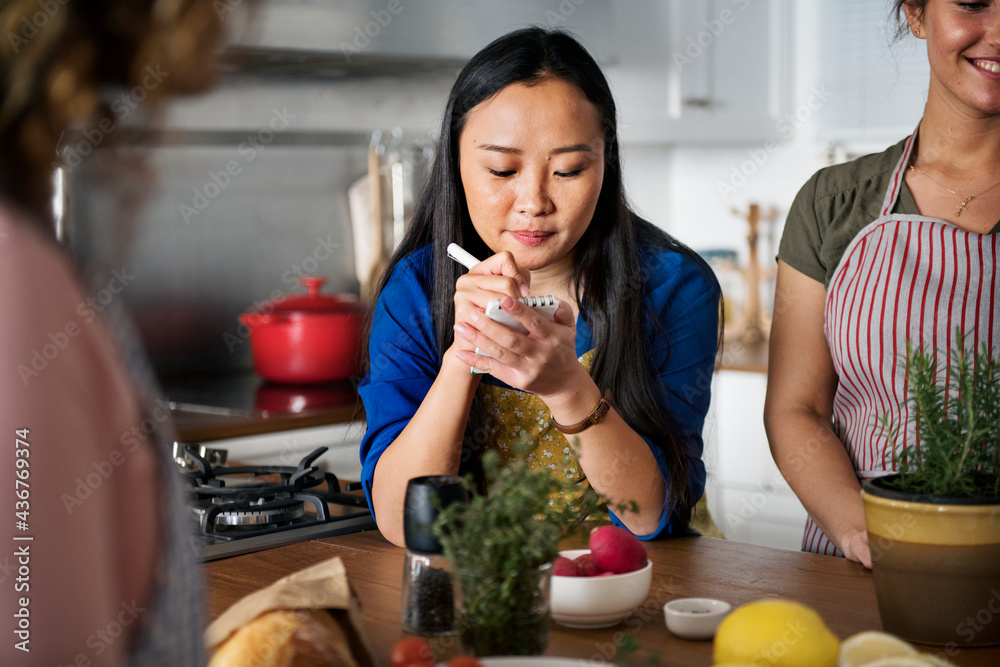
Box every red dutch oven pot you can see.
[239,276,365,384]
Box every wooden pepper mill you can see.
[727,203,778,347]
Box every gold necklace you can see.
[908,164,1000,217]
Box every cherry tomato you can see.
[389,637,435,667]
[447,656,484,667]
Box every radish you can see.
[553,555,579,577]
[589,525,647,574]
[571,553,602,577]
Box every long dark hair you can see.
[0,0,225,225]
[362,26,720,528]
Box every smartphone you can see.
[484,295,561,333]
[472,295,561,373]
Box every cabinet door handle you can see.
[682,97,713,108]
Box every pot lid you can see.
[270,277,361,314]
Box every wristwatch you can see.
[552,389,612,435]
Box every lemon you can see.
[859,659,945,667]
[713,599,840,667]
[838,631,918,667]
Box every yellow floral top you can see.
[480,351,596,509]
[479,349,722,538]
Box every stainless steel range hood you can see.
[220,0,618,78]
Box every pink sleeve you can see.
[0,210,160,665]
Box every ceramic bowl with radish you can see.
[550,526,652,628]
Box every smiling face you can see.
[457,77,605,277]
[908,0,1000,116]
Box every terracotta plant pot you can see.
[861,476,1000,647]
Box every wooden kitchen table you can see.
[203,530,1000,666]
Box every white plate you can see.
[438,660,611,666]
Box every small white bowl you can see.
[550,549,652,629]
[663,597,731,640]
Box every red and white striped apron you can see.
[802,131,1000,556]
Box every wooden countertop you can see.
[165,371,362,442]
[173,402,360,442]
[717,337,768,374]
[203,530,1000,666]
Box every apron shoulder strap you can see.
[881,129,918,217]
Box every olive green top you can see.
[778,137,1000,289]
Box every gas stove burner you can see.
[191,497,307,527]
[178,444,377,561]
[183,445,329,496]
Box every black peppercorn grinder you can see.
[401,475,468,636]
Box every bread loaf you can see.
[208,609,358,667]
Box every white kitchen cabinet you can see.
[704,370,807,550]
[608,0,793,145]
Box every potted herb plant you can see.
[861,331,1000,646]
[432,447,622,657]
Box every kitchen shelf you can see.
[218,46,466,80]
[63,127,374,148]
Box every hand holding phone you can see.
[472,296,561,373]
[484,295,561,333]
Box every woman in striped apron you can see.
[765,0,1000,567]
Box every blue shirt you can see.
[359,243,718,539]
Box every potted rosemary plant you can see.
[861,331,999,646]
[431,447,623,657]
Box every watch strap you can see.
[552,389,612,435]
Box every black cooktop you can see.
[181,445,376,561]
[163,371,356,418]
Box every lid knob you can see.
[299,276,326,297]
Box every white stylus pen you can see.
[446,243,481,270]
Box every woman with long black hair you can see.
[359,27,722,547]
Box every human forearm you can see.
[764,406,871,566]
[542,377,666,536]
[370,348,480,546]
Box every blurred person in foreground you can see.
[0,1,228,664]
